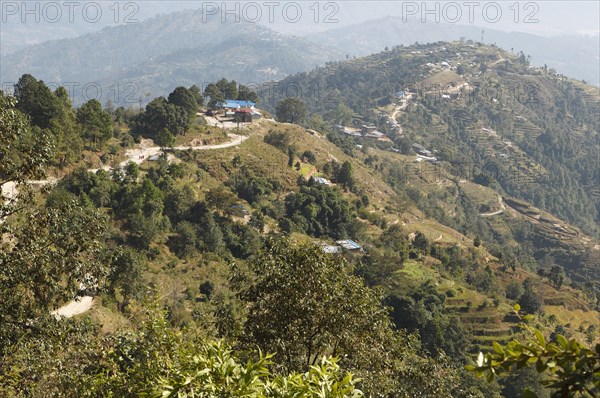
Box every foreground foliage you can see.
[469,305,600,397]
[150,343,363,398]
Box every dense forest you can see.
[1,42,599,398]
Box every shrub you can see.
[505,281,524,300]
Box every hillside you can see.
[167,118,600,354]
[306,16,600,86]
[0,8,340,106]
[263,42,599,253]
[1,43,599,396]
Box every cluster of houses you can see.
[482,126,514,159]
[335,124,392,142]
[211,99,262,123]
[412,143,439,163]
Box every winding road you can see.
[389,93,412,135]
[480,196,506,217]
[91,132,249,172]
[2,131,249,318]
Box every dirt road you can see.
[480,196,506,217]
[2,131,249,317]
[51,296,94,319]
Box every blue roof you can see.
[336,239,363,250]
[218,99,256,109]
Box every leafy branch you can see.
[467,304,600,397]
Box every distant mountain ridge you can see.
[306,16,600,86]
[2,9,598,108]
[0,8,340,105]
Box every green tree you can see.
[275,97,307,124]
[519,284,543,314]
[13,74,59,129]
[288,147,295,167]
[156,128,175,148]
[500,367,551,398]
[237,84,259,103]
[249,211,265,232]
[168,86,199,118]
[385,281,471,361]
[228,168,275,204]
[505,281,524,300]
[336,160,355,190]
[117,178,169,249]
[151,347,363,398]
[203,83,225,109]
[283,185,353,239]
[50,87,83,167]
[302,150,317,164]
[108,247,146,311]
[329,102,355,125]
[206,186,237,215]
[77,99,113,147]
[548,265,565,289]
[0,92,52,214]
[128,212,163,249]
[216,78,238,99]
[199,280,215,300]
[68,307,363,397]
[413,231,430,254]
[189,84,205,106]
[124,162,140,183]
[233,239,391,373]
[186,201,224,253]
[0,201,110,354]
[232,239,468,396]
[131,97,189,139]
[264,129,291,151]
[170,221,198,258]
[163,185,196,224]
[379,224,409,260]
[469,305,600,398]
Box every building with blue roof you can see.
[218,100,256,109]
[336,239,363,251]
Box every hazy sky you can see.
[126,1,600,36]
[329,1,600,36]
[1,0,598,54]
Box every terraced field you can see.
[512,116,543,141]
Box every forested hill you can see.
[0,8,340,105]
[262,41,600,241]
[305,16,600,86]
[1,66,599,395]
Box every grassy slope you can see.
[75,115,598,353]
[178,119,600,348]
[74,44,599,349]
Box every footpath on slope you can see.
[479,196,506,217]
[2,131,249,318]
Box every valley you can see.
[1,17,598,396]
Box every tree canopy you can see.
[76,99,113,147]
[276,97,307,124]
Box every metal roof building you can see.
[218,100,256,109]
[313,177,331,186]
[336,239,363,251]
